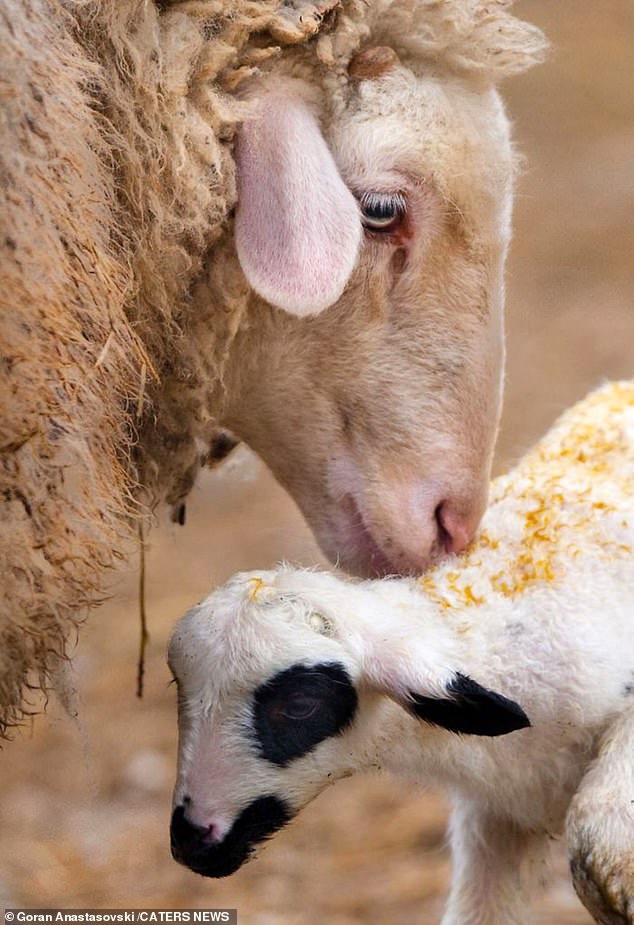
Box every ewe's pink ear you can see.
[234,85,362,317]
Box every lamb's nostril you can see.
[170,805,227,859]
[436,502,475,556]
[171,806,212,848]
[201,822,218,845]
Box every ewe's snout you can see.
[170,796,291,878]
[323,465,488,577]
[385,490,484,570]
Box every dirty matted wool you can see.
[0,0,352,733]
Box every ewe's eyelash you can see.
[358,191,407,215]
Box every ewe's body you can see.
[169,382,634,925]
[0,0,547,731]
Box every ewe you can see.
[0,0,547,732]
[169,382,634,925]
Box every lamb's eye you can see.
[359,192,407,233]
[278,694,321,721]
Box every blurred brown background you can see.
[1,3,633,922]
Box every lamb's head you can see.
[168,568,529,878]
[221,10,547,578]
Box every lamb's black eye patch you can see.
[252,662,358,766]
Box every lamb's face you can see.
[224,59,514,579]
[167,571,368,878]
[168,568,531,878]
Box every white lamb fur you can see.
[168,381,634,925]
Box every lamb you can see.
[0,0,547,733]
[168,380,634,925]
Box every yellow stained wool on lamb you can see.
[248,576,267,601]
[419,382,634,610]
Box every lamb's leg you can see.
[567,704,634,925]
[441,799,548,925]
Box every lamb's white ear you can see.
[235,85,362,317]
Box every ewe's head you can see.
[222,4,547,579]
[168,568,529,878]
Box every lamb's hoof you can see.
[568,813,634,925]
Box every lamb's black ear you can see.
[407,673,530,737]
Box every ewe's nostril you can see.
[436,502,475,556]
[434,503,451,552]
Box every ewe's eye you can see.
[359,192,407,233]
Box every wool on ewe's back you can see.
[168,381,634,925]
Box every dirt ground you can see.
[1,2,633,922]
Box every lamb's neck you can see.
[354,696,482,791]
